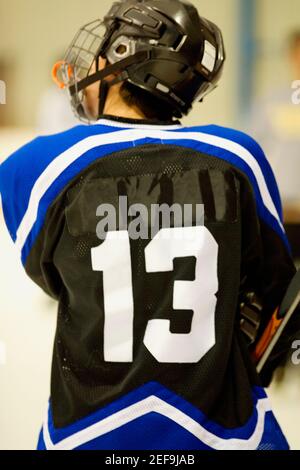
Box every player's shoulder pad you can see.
[0,125,96,243]
[186,123,283,222]
[178,123,288,248]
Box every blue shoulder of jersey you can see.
[0,126,100,240]
[189,124,283,220]
[176,123,287,249]
[0,122,289,265]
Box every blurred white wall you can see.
[0,131,56,450]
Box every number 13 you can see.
[91,226,219,364]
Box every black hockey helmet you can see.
[52,0,225,122]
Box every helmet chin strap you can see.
[97,54,132,119]
[69,51,149,97]
[72,52,148,120]
[98,80,109,118]
[97,55,109,118]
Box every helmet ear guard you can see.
[52,61,74,90]
[52,0,226,123]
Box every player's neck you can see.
[103,90,147,121]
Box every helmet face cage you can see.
[58,20,108,122]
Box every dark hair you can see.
[120,81,178,122]
[289,30,300,50]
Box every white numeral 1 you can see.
[91,231,134,362]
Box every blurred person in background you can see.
[249,30,300,259]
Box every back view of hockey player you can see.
[1,0,299,450]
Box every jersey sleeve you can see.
[0,137,64,299]
[0,138,40,244]
[0,125,96,298]
[236,132,300,386]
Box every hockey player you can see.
[1,0,299,450]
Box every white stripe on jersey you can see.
[42,394,272,450]
[95,118,183,130]
[15,129,284,253]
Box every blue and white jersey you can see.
[0,116,295,450]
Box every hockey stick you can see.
[254,269,300,373]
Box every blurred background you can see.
[0,0,300,450]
